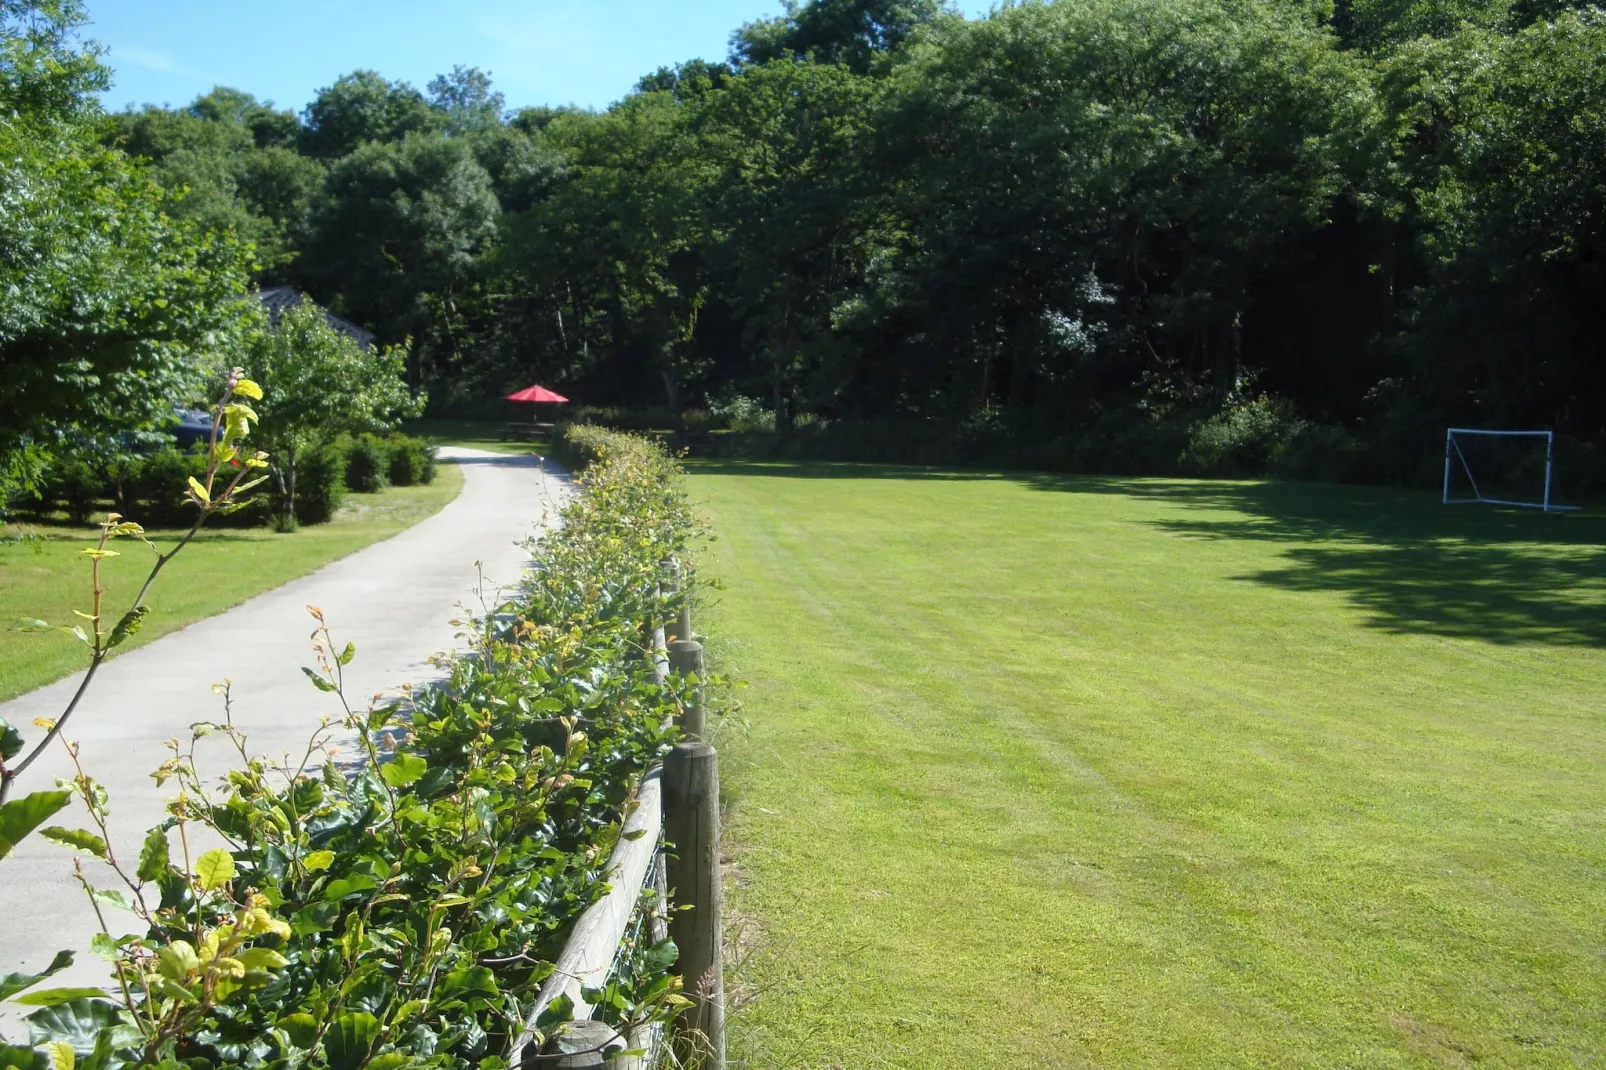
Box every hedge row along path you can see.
[0,447,571,1014]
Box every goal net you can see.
[1442,428,1576,511]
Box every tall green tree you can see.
[695,59,881,429]
[0,0,254,504]
[243,301,421,529]
[302,133,500,384]
[299,70,439,158]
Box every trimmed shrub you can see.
[387,434,438,486]
[123,448,268,530]
[50,457,103,526]
[343,434,390,493]
[126,448,199,529]
[275,443,347,526]
[8,424,701,1070]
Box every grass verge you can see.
[692,461,1606,1069]
[0,463,463,702]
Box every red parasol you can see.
[504,384,569,403]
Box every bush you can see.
[1181,395,1301,478]
[283,443,347,525]
[549,423,678,475]
[1270,422,1368,483]
[49,457,103,525]
[123,447,269,529]
[126,447,201,528]
[387,434,438,486]
[343,434,390,493]
[8,425,702,1070]
[708,395,775,433]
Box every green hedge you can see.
[387,435,437,486]
[342,434,390,493]
[1,428,701,1068]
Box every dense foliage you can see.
[0,1,256,506]
[95,0,1606,488]
[1,427,701,1069]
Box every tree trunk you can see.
[659,358,687,444]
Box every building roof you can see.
[256,287,376,349]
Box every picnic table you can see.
[502,420,555,440]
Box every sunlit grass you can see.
[0,464,463,702]
[692,462,1606,1069]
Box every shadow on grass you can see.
[689,460,1606,647]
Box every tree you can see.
[1380,12,1606,439]
[428,64,505,135]
[537,93,711,427]
[299,70,439,158]
[0,1,255,505]
[243,301,422,529]
[732,0,949,73]
[695,59,880,430]
[111,90,325,274]
[301,133,500,385]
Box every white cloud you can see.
[112,46,189,75]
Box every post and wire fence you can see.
[513,557,725,1070]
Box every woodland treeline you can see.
[13,0,1606,487]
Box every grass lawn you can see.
[690,462,1606,1069]
[0,464,463,702]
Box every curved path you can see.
[0,448,569,1006]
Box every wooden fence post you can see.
[662,558,683,643]
[532,1020,624,1069]
[668,636,706,739]
[664,741,725,1070]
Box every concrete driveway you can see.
[0,447,569,1014]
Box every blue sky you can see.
[87,1,996,116]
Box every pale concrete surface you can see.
[0,448,570,1017]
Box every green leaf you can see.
[300,667,337,693]
[365,1055,412,1070]
[0,1043,45,1070]
[643,937,678,974]
[13,989,109,1008]
[194,849,235,891]
[0,718,23,761]
[0,950,73,1001]
[323,1012,380,1070]
[337,641,356,666]
[105,608,147,651]
[39,1041,71,1070]
[0,792,72,860]
[378,754,427,790]
[38,828,107,859]
[436,966,497,1001]
[186,476,209,505]
[322,875,377,902]
[24,998,123,1052]
[233,947,287,972]
[156,942,199,982]
[278,1013,318,1050]
[87,889,136,915]
[301,850,335,873]
[232,379,263,401]
[136,828,169,883]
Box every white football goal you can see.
[1442,428,1579,511]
